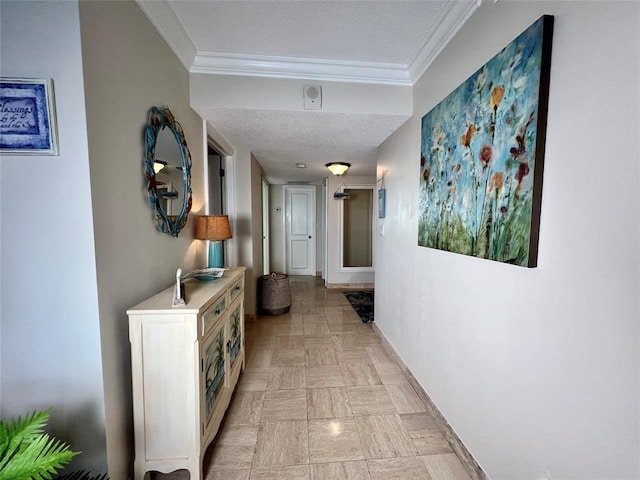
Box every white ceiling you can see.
[139,0,478,183]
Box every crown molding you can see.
[138,0,478,86]
[136,0,197,71]
[408,0,479,82]
[191,52,412,85]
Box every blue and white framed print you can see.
[0,78,59,155]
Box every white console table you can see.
[127,267,246,479]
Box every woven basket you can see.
[259,273,291,316]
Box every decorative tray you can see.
[182,268,227,281]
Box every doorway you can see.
[208,145,225,216]
[339,185,375,272]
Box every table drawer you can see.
[229,277,244,302]
[202,294,228,336]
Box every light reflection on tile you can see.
[308,418,365,463]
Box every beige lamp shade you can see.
[195,215,232,241]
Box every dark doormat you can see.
[344,290,374,323]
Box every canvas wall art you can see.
[0,78,58,155]
[418,16,553,267]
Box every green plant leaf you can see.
[0,410,77,480]
[57,471,108,480]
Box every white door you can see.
[284,185,316,276]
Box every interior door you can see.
[284,185,316,276]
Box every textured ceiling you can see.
[146,1,474,183]
[196,108,410,183]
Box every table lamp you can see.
[196,215,232,268]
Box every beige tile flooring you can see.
[155,276,471,480]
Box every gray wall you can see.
[376,2,639,478]
[79,1,206,476]
[0,1,106,473]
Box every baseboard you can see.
[372,324,489,480]
[325,283,375,290]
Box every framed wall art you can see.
[378,188,386,219]
[418,15,553,267]
[0,78,59,155]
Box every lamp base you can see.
[208,240,224,268]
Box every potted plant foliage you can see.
[0,410,107,480]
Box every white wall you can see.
[0,0,106,473]
[190,74,412,115]
[78,1,205,476]
[326,174,376,286]
[376,2,639,479]
[232,146,259,314]
[269,184,286,273]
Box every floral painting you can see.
[418,16,553,267]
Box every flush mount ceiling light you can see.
[296,163,306,168]
[326,162,351,176]
[153,160,167,174]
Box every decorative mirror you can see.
[144,106,192,237]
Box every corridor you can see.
[161,276,473,479]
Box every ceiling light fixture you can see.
[326,162,351,176]
[153,160,167,174]
[296,163,306,168]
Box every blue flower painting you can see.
[418,16,553,267]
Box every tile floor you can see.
[156,276,472,480]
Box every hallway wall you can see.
[376,2,639,479]
[79,1,206,476]
[0,1,106,473]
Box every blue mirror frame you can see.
[144,106,192,237]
